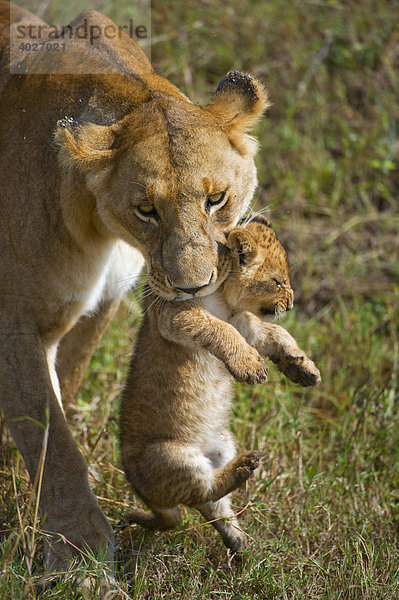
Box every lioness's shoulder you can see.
[0,2,153,80]
[0,1,45,83]
[66,10,153,75]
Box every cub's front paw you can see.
[278,350,321,387]
[226,347,268,384]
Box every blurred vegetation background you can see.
[1,1,398,598]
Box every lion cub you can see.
[120,215,320,552]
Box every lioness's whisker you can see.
[107,271,146,291]
[144,294,162,315]
[129,180,147,190]
[133,288,154,302]
[128,288,155,313]
[240,205,271,228]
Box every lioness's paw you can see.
[234,450,261,483]
[44,504,115,572]
[226,348,268,384]
[278,351,321,387]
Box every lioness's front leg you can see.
[0,327,114,569]
[57,298,121,410]
[156,302,268,384]
[231,311,321,386]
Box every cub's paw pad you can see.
[280,353,321,387]
[225,533,247,557]
[234,450,261,482]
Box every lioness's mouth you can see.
[148,260,231,302]
[172,279,218,302]
[172,263,232,301]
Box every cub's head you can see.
[56,71,269,300]
[223,215,294,320]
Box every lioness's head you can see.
[56,71,268,300]
[223,215,294,320]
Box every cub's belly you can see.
[130,350,234,447]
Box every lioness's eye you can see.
[208,192,224,205]
[135,202,158,223]
[205,191,227,213]
[273,278,282,288]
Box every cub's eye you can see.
[273,278,282,288]
[205,191,227,213]
[135,202,159,223]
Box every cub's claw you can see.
[277,351,321,386]
[245,360,269,385]
[226,348,268,384]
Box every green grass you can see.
[1,0,399,598]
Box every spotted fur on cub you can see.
[120,215,320,553]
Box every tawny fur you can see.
[120,217,320,552]
[0,4,268,567]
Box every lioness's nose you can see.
[175,283,208,294]
[171,271,214,295]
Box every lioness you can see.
[0,3,268,568]
[120,216,320,553]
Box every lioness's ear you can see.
[206,71,269,134]
[55,119,114,170]
[227,228,259,267]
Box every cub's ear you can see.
[240,212,271,228]
[206,71,269,135]
[54,119,115,170]
[226,228,259,267]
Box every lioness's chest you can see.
[39,241,143,346]
[197,290,230,321]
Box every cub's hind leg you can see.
[196,496,246,553]
[198,431,249,552]
[122,442,261,510]
[211,450,261,500]
[127,506,182,530]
